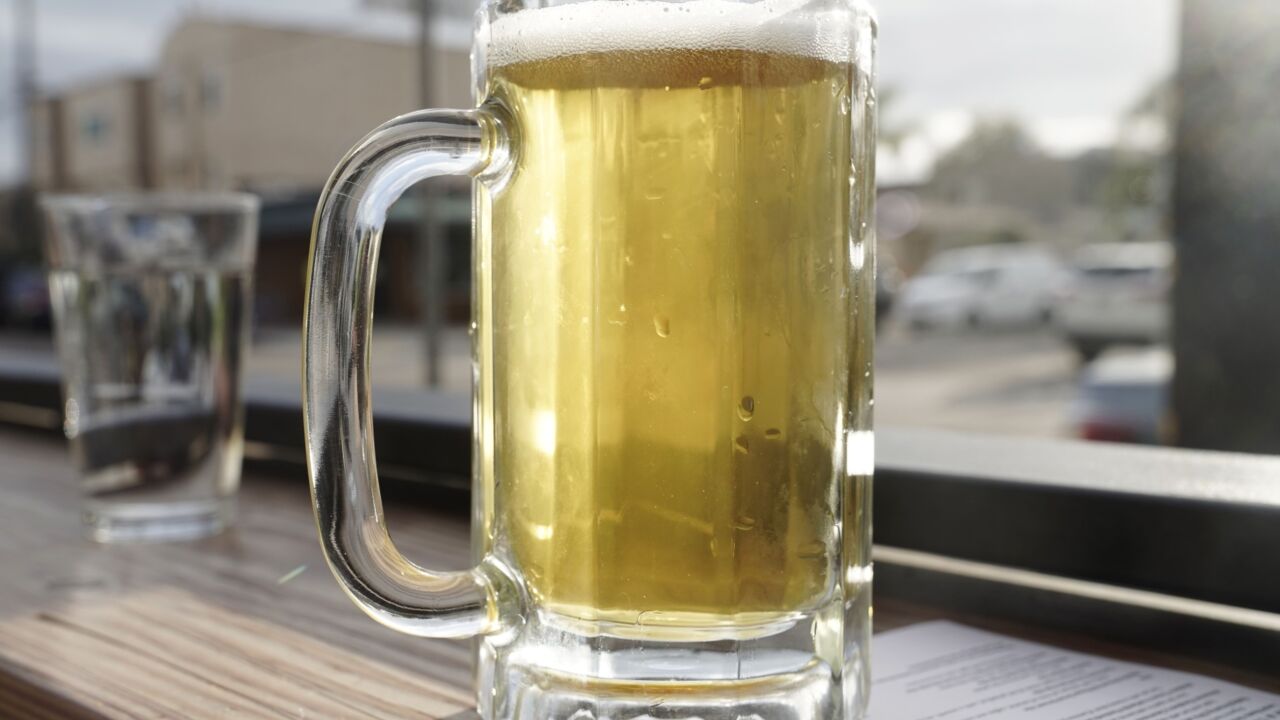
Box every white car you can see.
[899,244,1065,331]
[1054,242,1173,361]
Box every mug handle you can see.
[304,107,512,638]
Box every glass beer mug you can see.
[304,0,876,717]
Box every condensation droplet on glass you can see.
[734,435,750,454]
[653,314,670,338]
[624,254,634,267]
[698,76,714,90]
[764,428,782,440]
[737,396,755,421]
[734,515,757,531]
[840,95,852,115]
[619,304,627,313]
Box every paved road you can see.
[0,322,1083,440]
[249,322,1084,440]
[876,325,1079,439]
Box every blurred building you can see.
[32,76,156,191]
[153,18,470,192]
[34,17,471,193]
[30,16,474,325]
[880,119,1169,278]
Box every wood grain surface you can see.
[0,589,470,719]
[0,429,1274,718]
[0,430,475,718]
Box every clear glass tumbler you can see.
[42,193,259,543]
[304,0,876,716]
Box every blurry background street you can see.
[0,320,1085,439]
[12,0,1275,453]
[876,327,1077,438]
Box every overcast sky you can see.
[0,0,1178,185]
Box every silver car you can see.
[899,244,1065,331]
[1054,242,1173,361]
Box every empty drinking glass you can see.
[42,193,258,543]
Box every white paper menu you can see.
[870,621,1279,720]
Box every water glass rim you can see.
[41,191,260,216]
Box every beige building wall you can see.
[30,77,150,192]
[155,19,470,192]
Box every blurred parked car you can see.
[899,244,1064,331]
[1070,346,1171,445]
[1,266,51,330]
[1054,242,1173,361]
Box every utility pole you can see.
[13,0,36,183]
[1,0,38,263]
[417,0,446,387]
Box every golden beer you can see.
[477,46,871,627]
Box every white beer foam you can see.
[485,0,861,67]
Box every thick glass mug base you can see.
[84,497,235,544]
[477,583,871,720]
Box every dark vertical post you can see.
[1172,0,1280,453]
[48,97,68,189]
[13,0,35,184]
[133,78,156,189]
[0,0,39,264]
[417,0,446,387]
